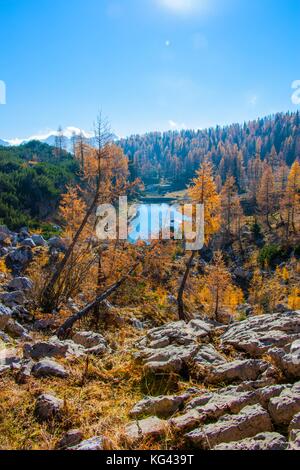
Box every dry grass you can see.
[0,323,198,451]
[0,326,144,450]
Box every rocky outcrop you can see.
[136,320,216,374]
[289,412,300,450]
[130,312,300,450]
[204,359,278,386]
[221,311,300,357]
[214,432,288,450]
[269,340,300,379]
[268,382,300,425]
[185,405,273,449]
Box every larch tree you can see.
[41,113,112,312]
[203,251,243,322]
[282,160,300,238]
[274,162,289,216]
[177,159,221,321]
[248,152,263,205]
[257,164,275,229]
[220,176,240,241]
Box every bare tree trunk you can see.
[41,189,100,312]
[177,251,196,322]
[56,262,139,339]
[215,289,220,322]
[93,248,107,326]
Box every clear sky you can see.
[0,0,300,140]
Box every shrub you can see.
[258,244,288,267]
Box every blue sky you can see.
[0,0,299,141]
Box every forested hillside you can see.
[121,112,300,189]
[0,141,78,230]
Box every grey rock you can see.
[125,416,167,441]
[214,432,288,451]
[0,347,21,366]
[221,311,300,357]
[0,303,13,329]
[0,330,12,343]
[0,290,26,307]
[20,238,36,249]
[5,319,31,339]
[186,405,273,449]
[193,344,226,368]
[32,359,69,379]
[141,344,198,373]
[269,342,300,379]
[24,338,85,360]
[48,237,67,252]
[33,318,56,331]
[7,277,33,292]
[129,395,185,419]
[5,247,33,274]
[205,359,275,385]
[256,385,286,408]
[185,393,214,410]
[289,413,300,450]
[187,319,214,338]
[169,409,202,432]
[72,331,108,353]
[57,430,83,449]
[31,234,48,247]
[268,382,300,425]
[16,360,34,384]
[198,391,257,420]
[35,394,64,421]
[69,436,110,451]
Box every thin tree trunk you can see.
[177,251,196,322]
[215,289,220,322]
[41,188,100,312]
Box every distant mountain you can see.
[0,126,120,152]
[1,127,94,152]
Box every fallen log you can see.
[56,262,139,339]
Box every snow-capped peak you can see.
[2,126,94,147]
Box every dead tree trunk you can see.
[56,263,139,339]
[177,251,196,322]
